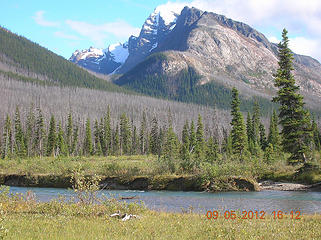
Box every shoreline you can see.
[1,173,320,192]
[258,180,321,191]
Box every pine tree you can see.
[14,107,26,157]
[206,136,219,163]
[113,124,120,156]
[34,108,45,157]
[272,29,312,163]
[230,88,247,156]
[47,115,57,157]
[71,123,79,156]
[267,110,281,152]
[163,126,179,173]
[120,113,131,155]
[246,112,255,154]
[93,119,102,156]
[180,121,192,171]
[252,101,261,145]
[56,121,67,156]
[311,115,320,151]
[25,105,36,157]
[195,114,205,162]
[259,123,268,151]
[83,118,93,156]
[1,114,12,158]
[103,107,112,156]
[66,112,73,155]
[131,123,138,154]
[139,111,148,154]
[149,116,159,155]
[189,121,196,153]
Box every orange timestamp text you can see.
[206,210,301,220]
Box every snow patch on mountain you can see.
[108,42,128,63]
[154,4,181,25]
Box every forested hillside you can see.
[0,27,126,93]
[116,53,277,114]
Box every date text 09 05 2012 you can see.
[206,210,301,220]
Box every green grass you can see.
[3,212,321,240]
[0,154,320,189]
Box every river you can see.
[8,186,321,214]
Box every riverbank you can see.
[0,155,320,192]
[0,173,259,192]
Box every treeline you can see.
[1,99,320,170]
[0,27,126,93]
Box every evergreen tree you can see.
[56,121,67,156]
[259,123,268,151]
[195,114,205,162]
[162,126,179,173]
[83,118,93,156]
[180,121,192,171]
[139,111,148,154]
[252,101,261,145]
[47,115,57,157]
[267,110,281,152]
[206,136,219,163]
[14,107,26,157]
[246,112,255,154]
[149,116,159,155]
[66,112,73,155]
[311,115,320,151]
[71,123,79,156]
[189,120,196,153]
[131,123,138,154]
[25,105,36,157]
[34,108,45,157]
[94,119,103,156]
[120,113,131,155]
[230,88,247,156]
[103,107,112,156]
[1,114,12,158]
[113,124,120,156]
[272,29,312,163]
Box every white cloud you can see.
[268,36,280,44]
[33,11,60,27]
[65,19,140,47]
[165,0,321,61]
[54,31,79,40]
[289,37,321,60]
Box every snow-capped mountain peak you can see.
[70,4,184,74]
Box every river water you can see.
[8,186,321,215]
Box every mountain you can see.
[0,26,126,93]
[69,42,129,74]
[70,5,181,74]
[69,6,321,112]
[115,6,321,111]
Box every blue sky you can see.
[1,0,321,62]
